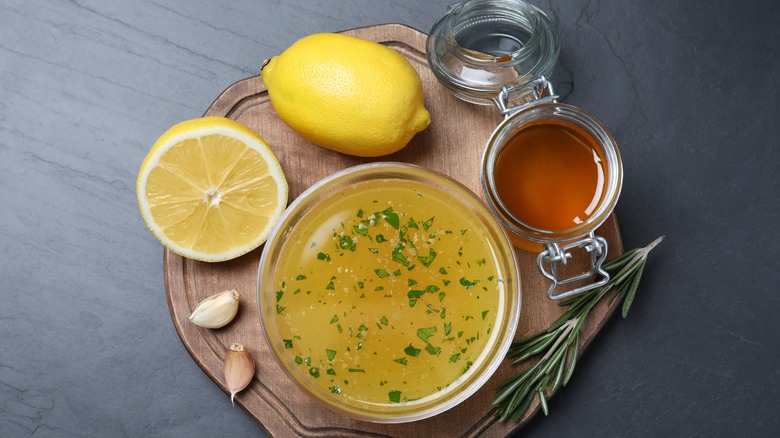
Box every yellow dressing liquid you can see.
[270,179,506,407]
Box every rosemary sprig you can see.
[494,236,664,423]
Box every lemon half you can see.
[137,116,288,262]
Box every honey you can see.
[493,119,607,232]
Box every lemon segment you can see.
[262,33,431,157]
[137,117,288,262]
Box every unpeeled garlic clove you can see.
[224,342,254,405]
[188,289,240,329]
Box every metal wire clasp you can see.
[491,75,559,118]
[537,233,610,300]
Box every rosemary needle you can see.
[494,236,664,422]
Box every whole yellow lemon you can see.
[262,33,431,157]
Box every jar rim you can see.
[481,103,623,243]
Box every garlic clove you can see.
[224,342,255,405]
[188,289,240,329]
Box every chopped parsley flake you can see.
[422,217,435,230]
[317,252,331,261]
[394,358,408,365]
[417,326,437,343]
[388,390,402,403]
[459,277,479,288]
[296,275,307,280]
[382,207,400,229]
[375,269,390,278]
[404,344,421,357]
[309,368,320,378]
[418,248,437,267]
[326,349,336,361]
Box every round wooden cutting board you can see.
[164,24,623,437]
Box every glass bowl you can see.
[257,163,521,423]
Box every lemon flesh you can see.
[137,117,288,262]
[262,33,431,157]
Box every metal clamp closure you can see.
[491,75,559,118]
[537,233,610,300]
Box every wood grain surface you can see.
[164,24,623,437]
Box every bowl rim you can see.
[257,162,522,423]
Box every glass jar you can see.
[428,0,623,300]
[426,0,559,106]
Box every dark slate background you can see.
[1,0,777,436]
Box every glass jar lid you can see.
[426,0,560,106]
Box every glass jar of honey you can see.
[427,0,623,300]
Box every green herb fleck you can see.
[459,277,479,288]
[375,269,390,278]
[326,281,335,290]
[407,290,425,299]
[276,305,285,314]
[404,344,421,357]
[330,315,339,324]
[450,353,461,362]
[439,267,448,275]
[295,356,303,364]
[408,278,418,286]
[482,310,490,320]
[388,390,402,403]
[326,349,336,361]
[394,358,408,365]
[382,207,400,229]
[368,248,379,254]
[376,234,386,243]
[327,368,336,375]
[418,248,437,267]
[357,209,364,218]
[317,252,331,262]
[338,235,356,252]
[283,339,293,349]
[392,245,410,266]
[330,385,341,394]
[406,218,419,229]
[425,343,441,355]
[444,322,452,336]
[348,368,366,373]
[309,368,320,378]
[296,275,307,280]
[417,326,437,343]
[422,217,435,230]
[380,315,389,326]
[275,290,284,302]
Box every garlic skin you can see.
[188,289,240,329]
[224,342,255,405]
